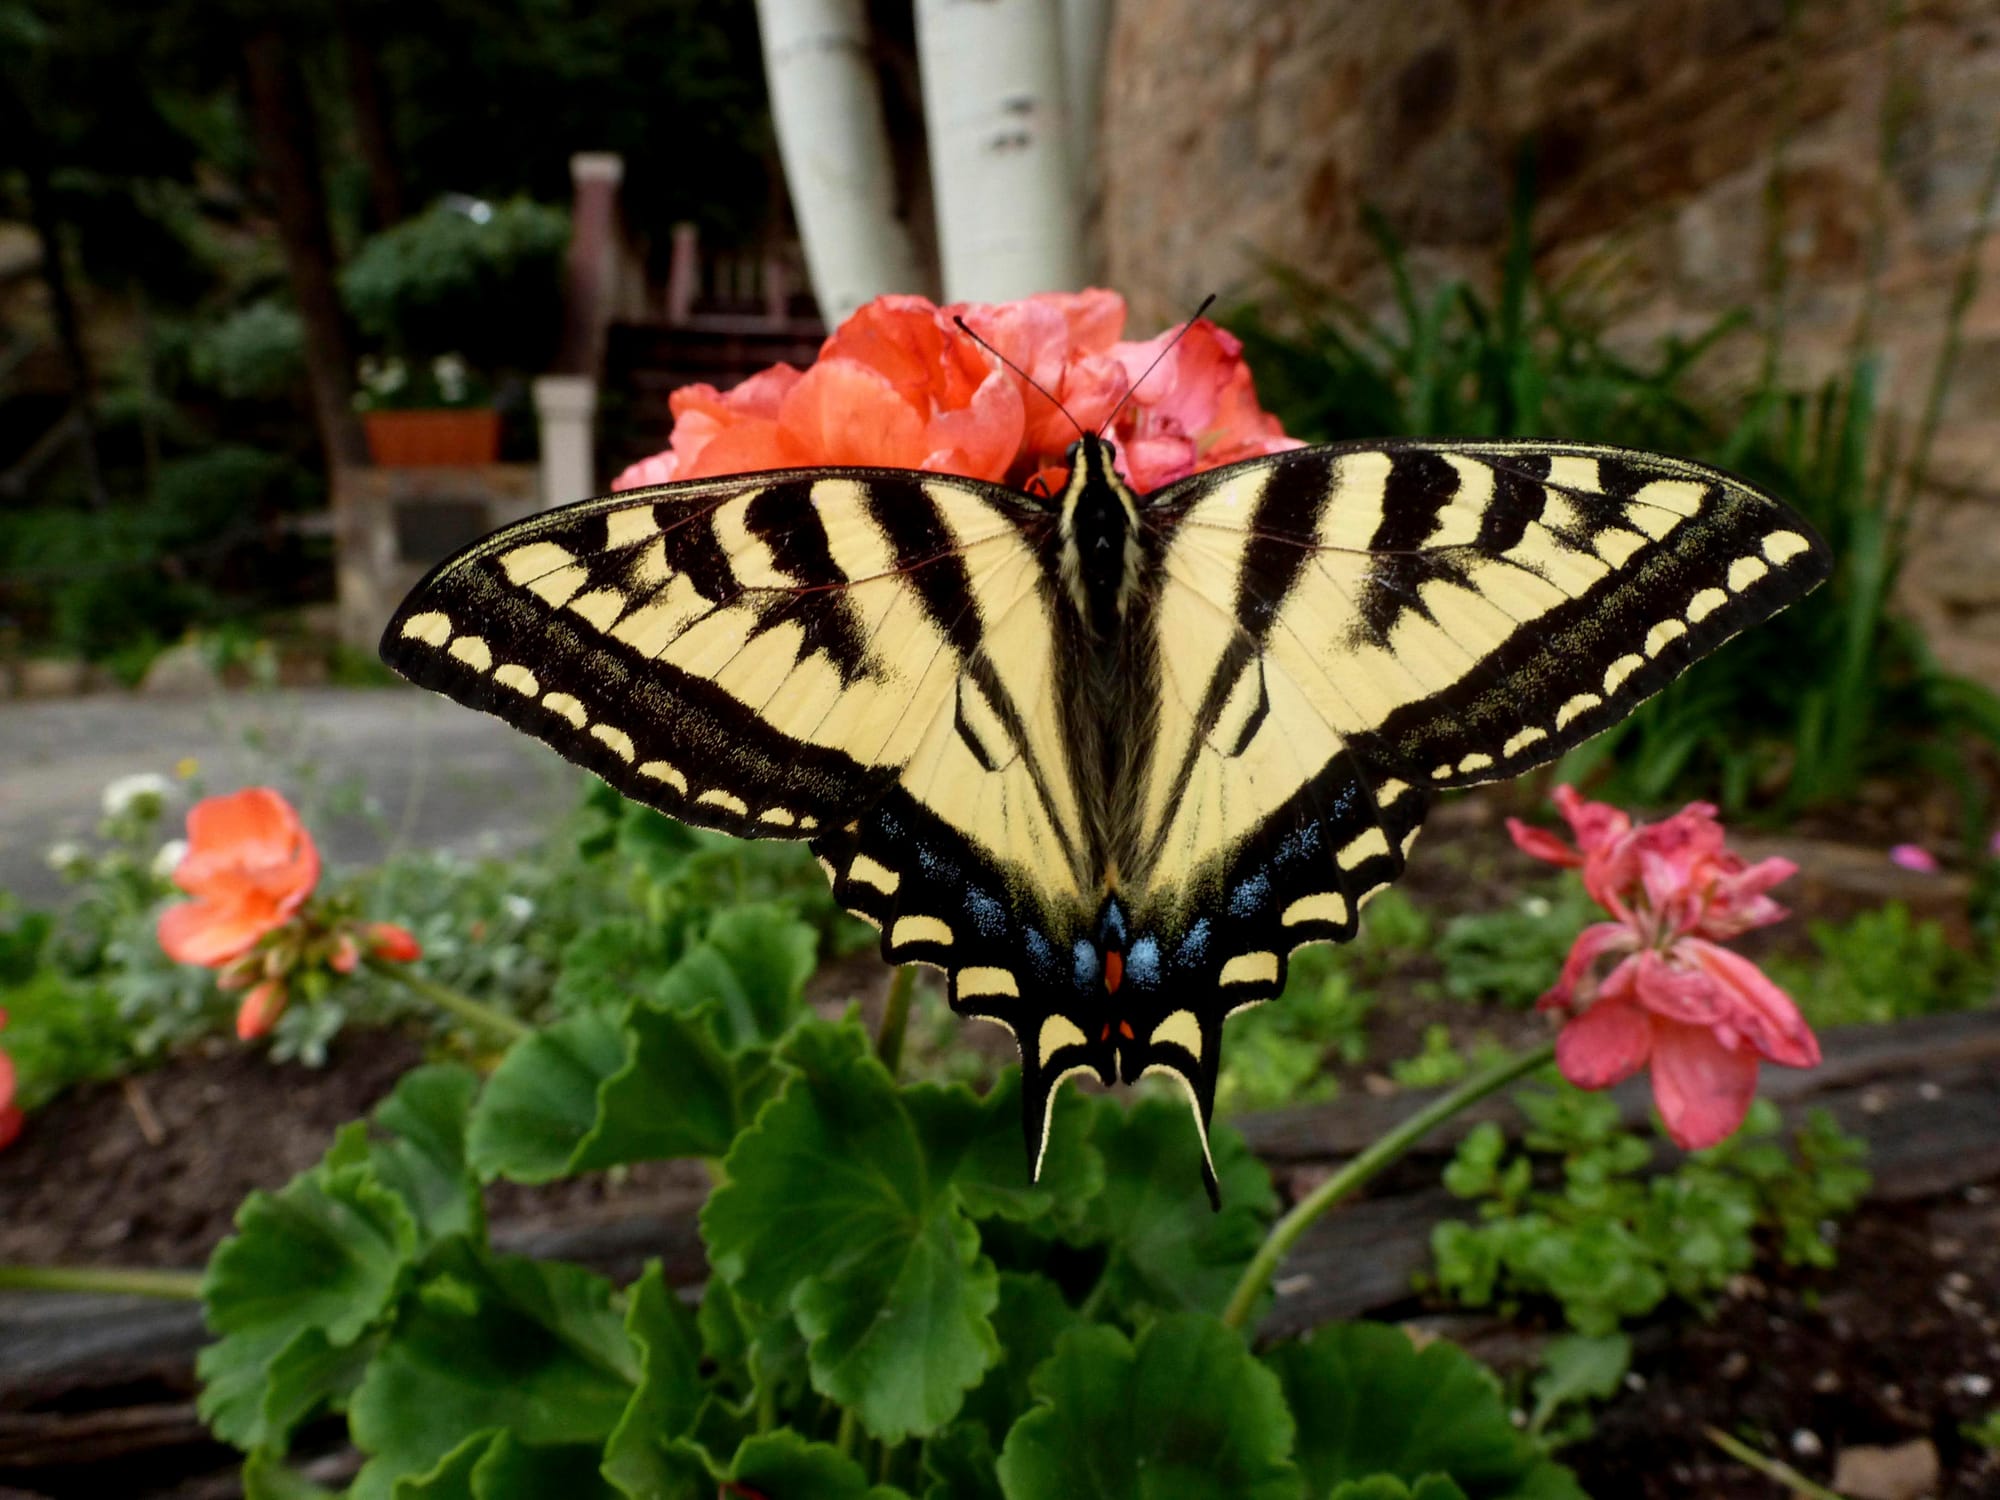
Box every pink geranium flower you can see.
[0,1008,20,1151]
[1508,786,1821,1149]
[610,289,1300,495]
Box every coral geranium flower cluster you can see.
[1510,786,1821,1148]
[611,289,1300,496]
[0,1009,19,1151]
[156,787,420,1039]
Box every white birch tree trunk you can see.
[1060,0,1109,197]
[755,0,921,323]
[915,0,1084,302]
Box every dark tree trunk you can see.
[242,25,369,469]
[2,86,111,509]
[334,0,406,229]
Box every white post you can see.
[755,0,922,322]
[533,374,598,506]
[916,0,1083,301]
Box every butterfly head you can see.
[1056,436,1145,636]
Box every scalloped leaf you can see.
[702,1021,1000,1443]
[996,1316,1299,1500]
[198,1124,418,1449]
[1072,1096,1278,1318]
[1264,1324,1585,1500]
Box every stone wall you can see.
[1100,0,2000,685]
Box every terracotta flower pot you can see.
[363,408,502,467]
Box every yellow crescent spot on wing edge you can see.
[1376,778,1411,804]
[848,854,900,895]
[639,760,687,793]
[1037,1013,1090,1066]
[1337,827,1390,868]
[1219,950,1278,987]
[1645,619,1687,657]
[1034,1063,1101,1181]
[1728,555,1770,591]
[1457,752,1494,775]
[1603,653,1645,695]
[1282,891,1349,927]
[543,692,587,728]
[892,914,953,949]
[447,635,492,672]
[758,807,796,827]
[401,611,451,646]
[1687,587,1729,623]
[696,788,749,816]
[1149,1009,1203,1058]
[957,966,1019,1000]
[589,724,635,762]
[1139,1063,1217,1188]
[1763,530,1812,564]
[1555,692,1601,730]
[1503,725,1548,758]
[494,664,538,696]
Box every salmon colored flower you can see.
[367,923,422,963]
[0,1008,19,1151]
[236,980,287,1040]
[1508,786,1820,1149]
[157,788,320,967]
[611,289,1300,495]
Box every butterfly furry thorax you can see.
[382,430,1831,1207]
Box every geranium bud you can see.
[368,923,422,963]
[237,980,287,1040]
[330,933,360,974]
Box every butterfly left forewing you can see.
[1111,438,1828,1159]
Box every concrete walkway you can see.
[0,687,582,906]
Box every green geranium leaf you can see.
[1528,1333,1630,1437]
[702,1020,1000,1442]
[996,1316,1299,1500]
[553,918,676,1015]
[348,1247,638,1500]
[468,1000,776,1182]
[584,1002,781,1167]
[392,1428,611,1499]
[1074,1097,1277,1317]
[1265,1324,1584,1500]
[1330,1479,1471,1500]
[960,1273,1085,1443]
[199,1124,419,1448]
[603,1264,714,1497]
[242,1448,342,1500]
[730,1430,909,1499]
[371,1064,483,1245]
[465,1012,626,1183]
[905,1073,1102,1225]
[923,1422,1005,1500]
[654,902,819,1047]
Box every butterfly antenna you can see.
[952,314,1084,441]
[1096,292,1217,438]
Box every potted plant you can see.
[341,196,570,468]
[353,352,501,466]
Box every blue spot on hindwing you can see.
[1175,918,1212,971]
[1126,935,1161,988]
[1229,872,1270,918]
[963,886,1006,938]
[1072,938,1099,989]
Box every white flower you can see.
[502,894,535,923]
[153,839,189,881]
[434,353,470,405]
[45,840,88,873]
[103,772,174,819]
[1522,895,1552,919]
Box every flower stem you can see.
[0,1263,204,1299]
[1220,1038,1556,1332]
[874,965,916,1078]
[372,961,533,1044]
[1704,1426,1847,1500]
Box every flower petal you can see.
[158,897,279,968]
[1555,994,1654,1090]
[777,358,929,469]
[1538,922,1639,1013]
[1681,937,1821,1068]
[1648,1020,1761,1149]
[1506,817,1582,868]
[0,1104,20,1151]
